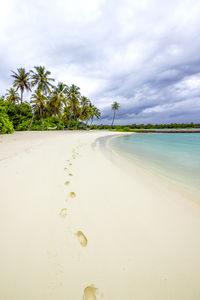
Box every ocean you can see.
[110,133,200,200]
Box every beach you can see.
[0,130,200,300]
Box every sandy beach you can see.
[0,130,200,300]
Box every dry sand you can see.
[0,130,200,300]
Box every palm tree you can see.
[67,84,81,128]
[5,88,20,104]
[28,89,47,130]
[11,68,31,114]
[49,82,68,128]
[80,96,90,122]
[111,101,120,127]
[30,66,55,94]
[90,106,101,125]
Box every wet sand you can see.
[0,131,200,300]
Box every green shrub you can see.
[16,118,31,131]
[0,107,14,134]
[123,127,131,131]
[1,101,32,130]
[28,118,65,131]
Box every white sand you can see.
[0,131,200,300]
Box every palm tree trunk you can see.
[28,104,37,131]
[20,89,23,115]
[67,114,72,129]
[58,113,61,130]
[40,107,44,130]
[90,118,94,126]
[111,110,116,127]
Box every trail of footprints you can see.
[60,146,100,299]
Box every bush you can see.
[0,107,14,134]
[1,101,32,130]
[29,117,65,131]
[16,118,31,131]
[63,119,86,130]
[123,127,131,132]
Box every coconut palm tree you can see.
[28,89,47,130]
[67,84,81,128]
[11,68,31,114]
[90,106,101,125]
[49,82,68,128]
[5,88,20,104]
[80,96,90,122]
[111,101,120,126]
[30,66,55,94]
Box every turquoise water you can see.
[110,133,200,199]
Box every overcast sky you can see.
[1,0,200,124]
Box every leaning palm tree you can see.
[111,101,120,126]
[5,88,20,104]
[11,68,31,114]
[30,66,55,94]
[90,106,101,125]
[28,89,47,130]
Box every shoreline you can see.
[1,131,200,299]
[105,133,200,204]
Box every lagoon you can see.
[110,133,200,201]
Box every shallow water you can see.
[110,133,200,200]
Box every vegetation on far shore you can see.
[90,123,200,132]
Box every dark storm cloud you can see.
[1,0,200,123]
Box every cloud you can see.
[0,0,200,123]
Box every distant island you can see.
[90,123,200,133]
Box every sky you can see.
[1,0,200,124]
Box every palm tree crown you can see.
[80,96,90,121]
[67,84,81,119]
[112,101,120,111]
[11,67,31,114]
[30,66,55,94]
[48,82,68,122]
[5,88,20,104]
[111,101,120,126]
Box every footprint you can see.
[59,208,67,218]
[83,285,98,300]
[69,163,72,166]
[65,181,70,186]
[76,231,88,247]
[64,167,68,170]
[68,173,73,176]
[70,192,76,198]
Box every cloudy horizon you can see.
[1,0,200,124]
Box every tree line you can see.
[0,66,101,133]
[90,122,200,131]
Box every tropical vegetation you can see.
[0,66,101,133]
